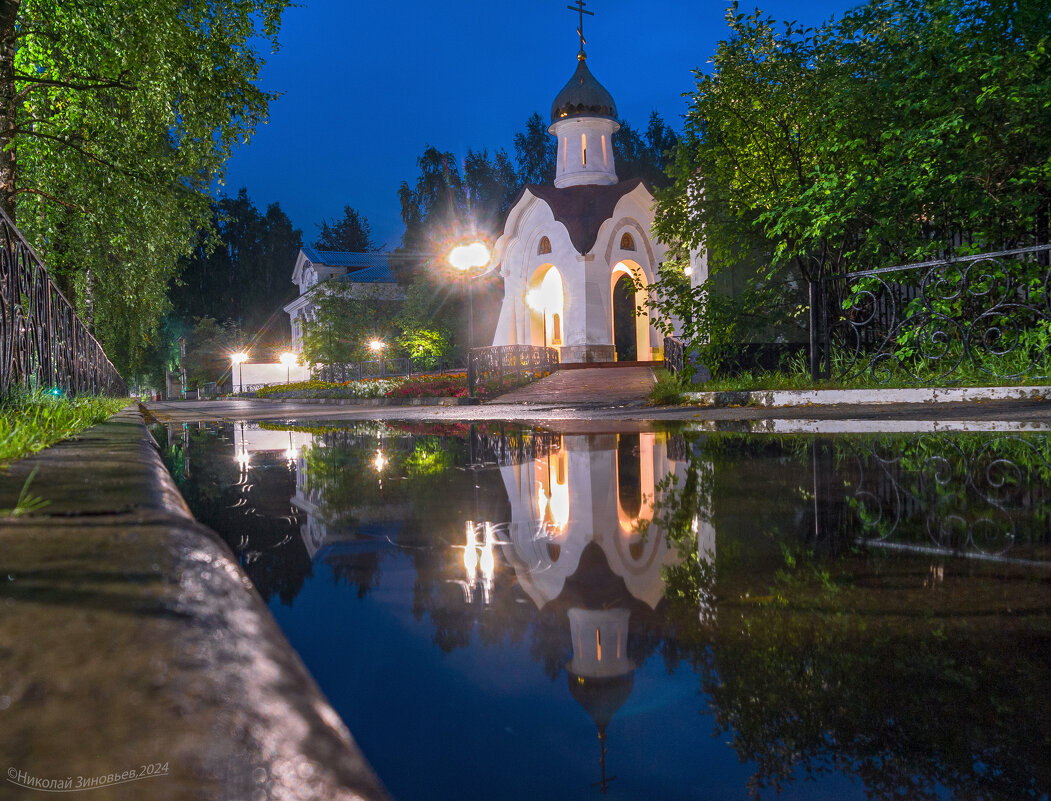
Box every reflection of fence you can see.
[0,208,126,396]
[815,435,1051,564]
[816,244,1051,382]
[467,426,559,467]
[467,345,559,396]
[317,355,466,383]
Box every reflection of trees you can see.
[158,423,313,605]
[657,432,1051,801]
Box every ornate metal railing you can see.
[663,335,685,376]
[0,208,126,396]
[467,345,559,397]
[317,354,467,383]
[816,244,1051,383]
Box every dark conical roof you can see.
[550,56,617,123]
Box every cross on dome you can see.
[567,0,594,60]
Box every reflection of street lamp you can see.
[279,351,297,384]
[448,241,490,350]
[230,351,248,393]
[455,520,497,605]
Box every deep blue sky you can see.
[223,0,858,250]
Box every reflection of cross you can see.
[567,0,594,56]
[591,730,616,794]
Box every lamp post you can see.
[448,241,490,350]
[230,351,248,393]
[279,351,297,384]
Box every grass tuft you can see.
[649,368,689,405]
[0,389,128,467]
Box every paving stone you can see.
[0,409,391,801]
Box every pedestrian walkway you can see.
[492,365,656,405]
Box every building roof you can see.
[301,247,392,271]
[335,261,397,284]
[524,178,648,254]
[550,56,618,123]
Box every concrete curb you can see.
[0,405,391,801]
[254,395,479,406]
[686,384,1051,408]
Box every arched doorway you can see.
[611,261,651,362]
[526,265,565,351]
[612,273,636,361]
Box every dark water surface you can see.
[156,421,1051,801]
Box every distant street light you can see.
[230,351,249,393]
[367,338,387,355]
[279,351,297,384]
[448,241,491,350]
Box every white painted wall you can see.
[235,362,311,391]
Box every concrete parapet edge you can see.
[0,405,392,801]
[686,384,1051,408]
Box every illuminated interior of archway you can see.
[527,266,565,350]
[535,439,570,560]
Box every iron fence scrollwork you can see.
[0,207,126,397]
[467,345,559,396]
[815,244,1051,383]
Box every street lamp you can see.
[230,351,249,393]
[367,338,386,356]
[448,241,490,350]
[525,289,547,349]
[279,351,297,384]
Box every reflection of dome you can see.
[550,58,617,122]
[568,672,634,735]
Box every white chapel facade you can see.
[490,42,674,363]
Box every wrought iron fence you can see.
[663,335,684,376]
[317,354,467,383]
[816,244,1051,383]
[0,208,126,397]
[467,345,559,396]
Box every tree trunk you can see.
[0,0,20,222]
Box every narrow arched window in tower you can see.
[562,137,567,171]
[581,133,587,166]
[537,236,551,255]
[620,232,636,251]
[601,134,608,166]
[551,313,562,345]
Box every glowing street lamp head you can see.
[367,338,386,354]
[448,241,490,272]
[525,289,544,312]
[279,351,298,367]
[230,351,249,365]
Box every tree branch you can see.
[13,185,91,212]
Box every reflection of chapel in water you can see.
[497,431,712,790]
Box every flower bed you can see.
[384,374,469,399]
[256,377,400,400]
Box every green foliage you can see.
[613,111,679,188]
[313,206,375,252]
[4,0,292,376]
[0,388,127,465]
[182,317,242,389]
[648,368,688,405]
[654,0,1051,378]
[169,188,302,339]
[256,378,399,400]
[300,280,401,365]
[513,112,556,186]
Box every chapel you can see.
[490,25,674,363]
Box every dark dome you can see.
[550,57,617,123]
[567,672,635,733]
